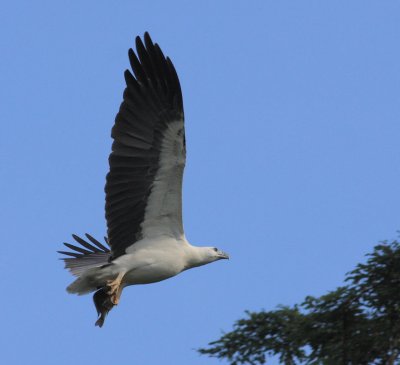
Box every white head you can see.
[185,246,230,269]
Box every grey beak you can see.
[218,251,230,260]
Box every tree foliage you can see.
[199,239,400,365]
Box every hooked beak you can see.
[217,250,230,260]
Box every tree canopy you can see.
[199,239,400,365]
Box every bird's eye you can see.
[213,247,218,252]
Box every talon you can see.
[92,272,126,327]
[105,272,125,305]
[111,295,119,305]
[106,283,118,295]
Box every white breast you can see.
[114,235,188,285]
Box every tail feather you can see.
[59,234,116,326]
[58,234,111,277]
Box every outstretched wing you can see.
[105,32,185,259]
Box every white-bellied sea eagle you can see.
[58,33,229,327]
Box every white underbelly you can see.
[111,237,187,286]
[123,261,181,285]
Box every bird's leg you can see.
[112,285,124,305]
[106,272,125,305]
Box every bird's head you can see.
[208,247,230,261]
[186,246,229,269]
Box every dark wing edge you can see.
[105,32,184,259]
[58,234,111,277]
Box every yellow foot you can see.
[106,272,125,305]
[110,286,123,305]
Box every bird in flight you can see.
[59,32,229,327]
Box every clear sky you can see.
[1,1,399,364]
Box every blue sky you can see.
[1,1,399,364]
